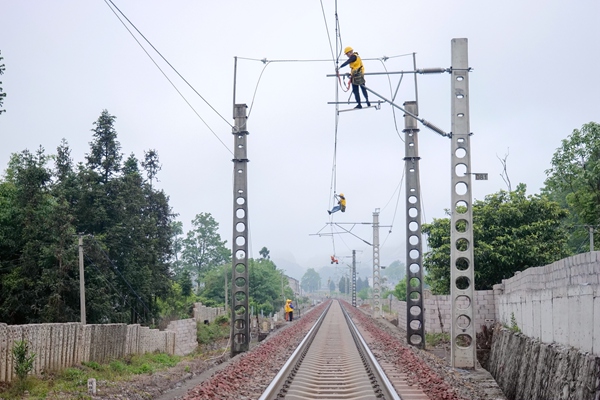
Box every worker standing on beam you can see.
[337,47,370,109]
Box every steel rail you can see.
[342,304,402,400]
[257,301,332,400]
[259,300,401,399]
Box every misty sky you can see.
[1,0,599,281]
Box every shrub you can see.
[12,340,36,382]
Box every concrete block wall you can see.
[166,319,198,356]
[390,289,497,334]
[0,322,175,383]
[193,302,226,323]
[494,253,600,356]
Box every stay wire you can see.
[103,0,234,155]
[84,254,146,324]
[88,236,153,317]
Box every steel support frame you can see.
[231,104,250,356]
[372,209,382,317]
[450,38,476,368]
[403,101,425,348]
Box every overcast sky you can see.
[1,1,599,281]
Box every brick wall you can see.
[193,302,226,323]
[166,319,198,356]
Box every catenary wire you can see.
[103,0,233,156]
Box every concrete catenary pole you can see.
[78,234,86,325]
[352,250,357,307]
[450,38,476,368]
[372,209,382,317]
[231,104,250,356]
[403,101,424,348]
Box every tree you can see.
[423,185,569,294]
[181,213,231,289]
[301,268,321,293]
[544,122,600,251]
[86,110,122,184]
[381,260,405,286]
[199,258,288,313]
[328,278,335,293]
[0,50,6,115]
[357,287,370,301]
[338,276,347,294]
[259,246,270,260]
[393,277,407,301]
[141,149,161,189]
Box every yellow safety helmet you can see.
[339,193,345,197]
[343,46,353,54]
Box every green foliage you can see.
[301,268,321,292]
[422,185,569,294]
[0,111,175,325]
[0,352,181,398]
[12,340,35,382]
[393,277,407,301]
[259,246,270,259]
[381,260,406,285]
[509,312,521,333]
[425,332,450,347]
[357,287,370,300]
[181,212,231,288]
[197,319,230,345]
[544,122,600,252]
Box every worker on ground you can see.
[285,299,294,322]
[328,193,346,215]
[337,47,370,109]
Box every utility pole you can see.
[372,209,382,318]
[590,226,595,252]
[404,101,424,348]
[352,250,357,307]
[231,104,250,356]
[78,234,86,325]
[449,38,476,368]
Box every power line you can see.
[103,0,233,156]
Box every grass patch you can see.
[0,352,182,399]
[425,332,450,348]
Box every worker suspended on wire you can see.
[328,193,346,215]
[330,255,339,264]
[337,47,370,109]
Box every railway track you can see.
[259,300,427,399]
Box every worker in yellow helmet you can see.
[337,47,370,109]
[284,299,294,321]
[328,193,347,215]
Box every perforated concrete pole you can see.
[372,209,382,317]
[450,38,476,368]
[403,101,424,348]
[352,250,357,307]
[231,104,250,356]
